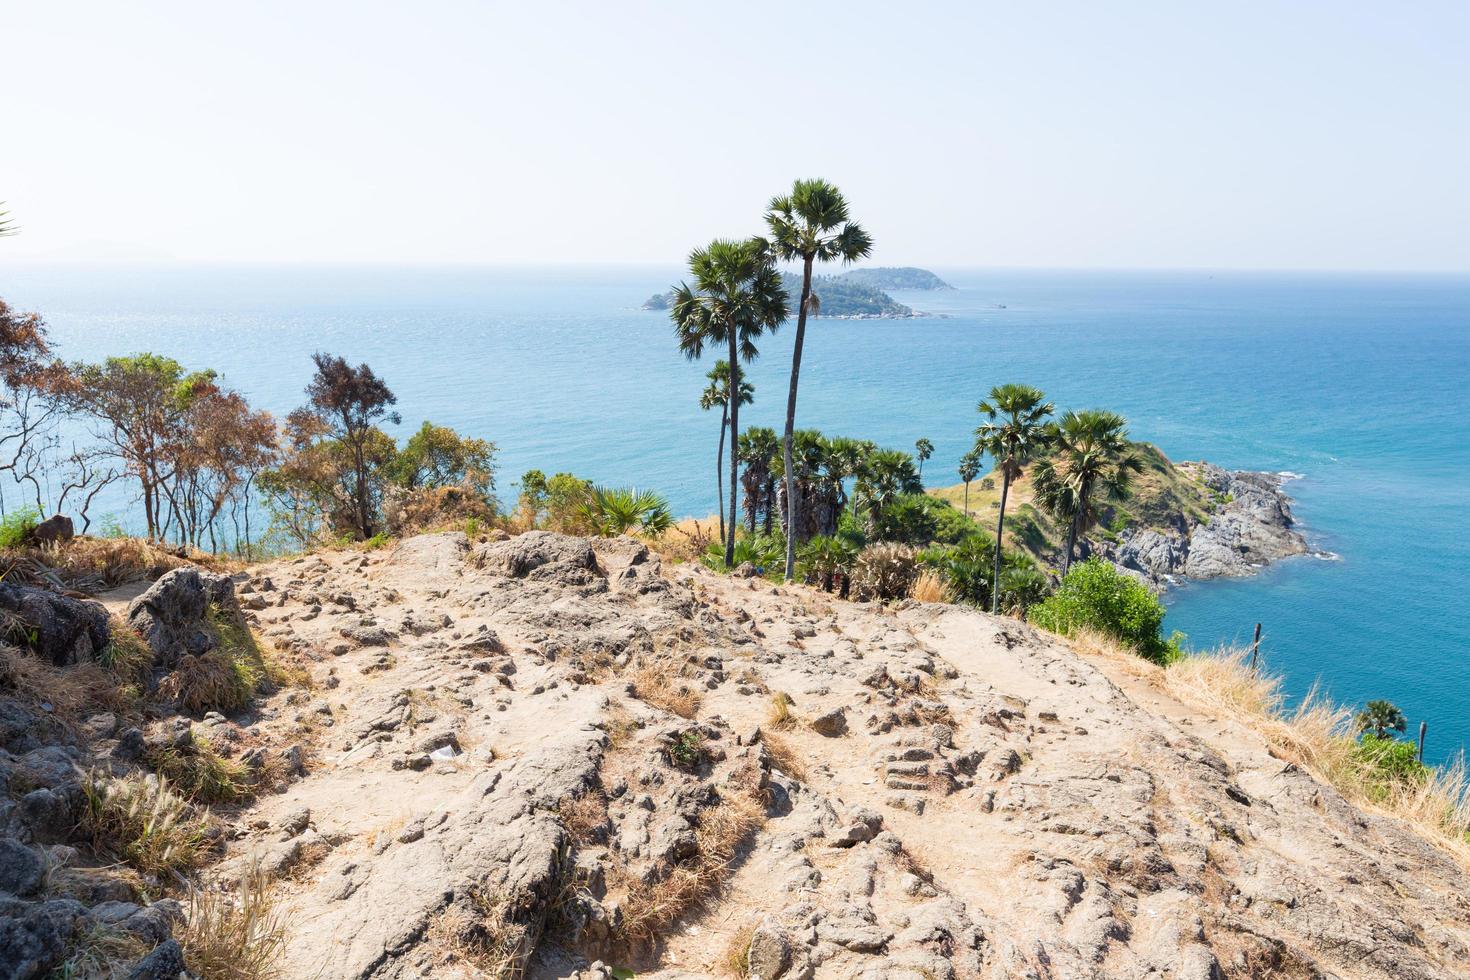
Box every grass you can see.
[0,534,225,591]
[616,765,767,946]
[766,691,794,730]
[0,644,139,722]
[146,731,253,804]
[81,772,210,876]
[908,569,951,603]
[425,889,529,979]
[180,865,289,980]
[161,605,309,716]
[48,925,149,979]
[629,660,703,719]
[722,920,757,978]
[97,619,154,683]
[761,732,807,783]
[0,506,39,547]
[557,791,609,846]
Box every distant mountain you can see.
[641,270,922,319]
[838,267,953,291]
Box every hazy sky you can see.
[5,1,1467,269]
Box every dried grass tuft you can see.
[908,569,951,604]
[766,691,794,730]
[761,731,807,783]
[629,660,702,719]
[180,864,289,980]
[81,772,210,876]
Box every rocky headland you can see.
[2,529,1465,978]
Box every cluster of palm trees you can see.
[672,179,871,575]
[733,427,921,542]
[963,384,1144,611]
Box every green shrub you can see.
[579,486,673,536]
[1029,559,1177,663]
[0,507,40,548]
[920,534,1050,613]
[702,533,785,576]
[872,493,974,546]
[1355,733,1428,799]
[851,543,919,600]
[797,534,860,595]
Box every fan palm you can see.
[672,239,788,566]
[578,486,673,537]
[700,360,753,543]
[975,384,1054,612]
[1031,410,1143,576]
[858,448,920,532]
[914,438,933,482]
[0,203,16,238]
[958,449,982,517]
[738,426,781,534]
[764,180,873,580]
[1356,699,1407,739]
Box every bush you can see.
[920,535,1050,614]
[851,543,918,600]
[1029,558,1176,663]
[702,533,785,576]
[0,507,39,548]
[82,773,210,875]
[796,534,859,595]
[872,494,974,546]
[579,486,673,537]
[1355,733,1429,799]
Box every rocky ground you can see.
[1104,465,1312,588]
[4,528,1466,979]
[221,532,1469,977]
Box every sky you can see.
[3,1,1468,270]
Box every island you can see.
[838,266,953,290]
[931,442,1312,588]
[642,268,925,318]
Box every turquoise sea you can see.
[4,264,1468,762]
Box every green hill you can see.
[838,267,953,290]
[642,270,918,318]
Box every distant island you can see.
[642,267,941,319]
[838,266,953,290]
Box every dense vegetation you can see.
[644,269,912,318]
[838,266,953,290]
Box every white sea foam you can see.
[1277,470,1306,481]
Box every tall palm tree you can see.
[1032,410,1144,576]
[700,360,753,543]
[764,180,873,580]
[958,449,982,517]
[974,384,1054,613]
[738,426,781,534]
[914,438,933,482]
[1356,699,1407,739]
[672,239,788,566]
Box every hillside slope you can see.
[211,531,1466,978]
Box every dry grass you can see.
[557,790,609,846]
[629,659,703,719]
[646,517,717,564]
[82,772,210,876]
[2,535,229,592]
[48,924,149,979]
[617,767,767,946]
[146,731,253,804]
[180,865,289,980]
[97,619,154,683]
[766,691,794,730]
[761,731,807,783]
[0,644,139,723]
[160,605,288,716]
[425,890,529,979]
[908,569,952,604]
[604,703,638,752]
[722,920,757,977]
[1162,645,1470,866]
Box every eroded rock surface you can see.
[210,531,1470,979]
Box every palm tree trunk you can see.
[716,406,727,543]
[992,473,1010,614]
[725,332,740,568]
[1063,512,1080,578]
[781,255,815,581]
[963,480,970,516]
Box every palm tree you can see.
[958,449,982,517]
[672,239,789,567]
[858,448,920,532]
[1356,699,1407,739]
[974,385,1054,613]
[1031,410,1144,576]
[764,180,873,580]
[579,486,673,537]
[0,203,17,237]
[914,438,933,482]
[738,426,781,534]
[700,360,753,543]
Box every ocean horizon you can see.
[4,261,1468,761]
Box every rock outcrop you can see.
[200,530,1469,979]
[0,582,110,667]
[1108,465,1311,587]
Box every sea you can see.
[3,263,1468,763]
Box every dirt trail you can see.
[217,531,1470,979]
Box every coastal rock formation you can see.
[1107,465,1309,586]
[182,530,1466,978]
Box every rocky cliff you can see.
[3,530,1464,979]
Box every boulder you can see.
[0,839,45,897]
[0,582,110,667]
[471,531,599,584]
[126,938,186,980]
[0,897,87,979]
[127,567,240,669]
[27,515,74,547]
[747,921,792,979]
[810,707,847,738]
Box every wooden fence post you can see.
[1250,623,1262,673]
[1418,720,1427,763]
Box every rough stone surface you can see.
[127,566,241,668]
[0,582,109,667]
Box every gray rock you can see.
[472,531,599,584]
[127,567,241,669]
[0,582,110,667]
[0,897,87,979]
[747,922,792,979]
[810,707,847,738]
[27,514,74,546]
[127,938,186,980]
[0,839,45,896]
